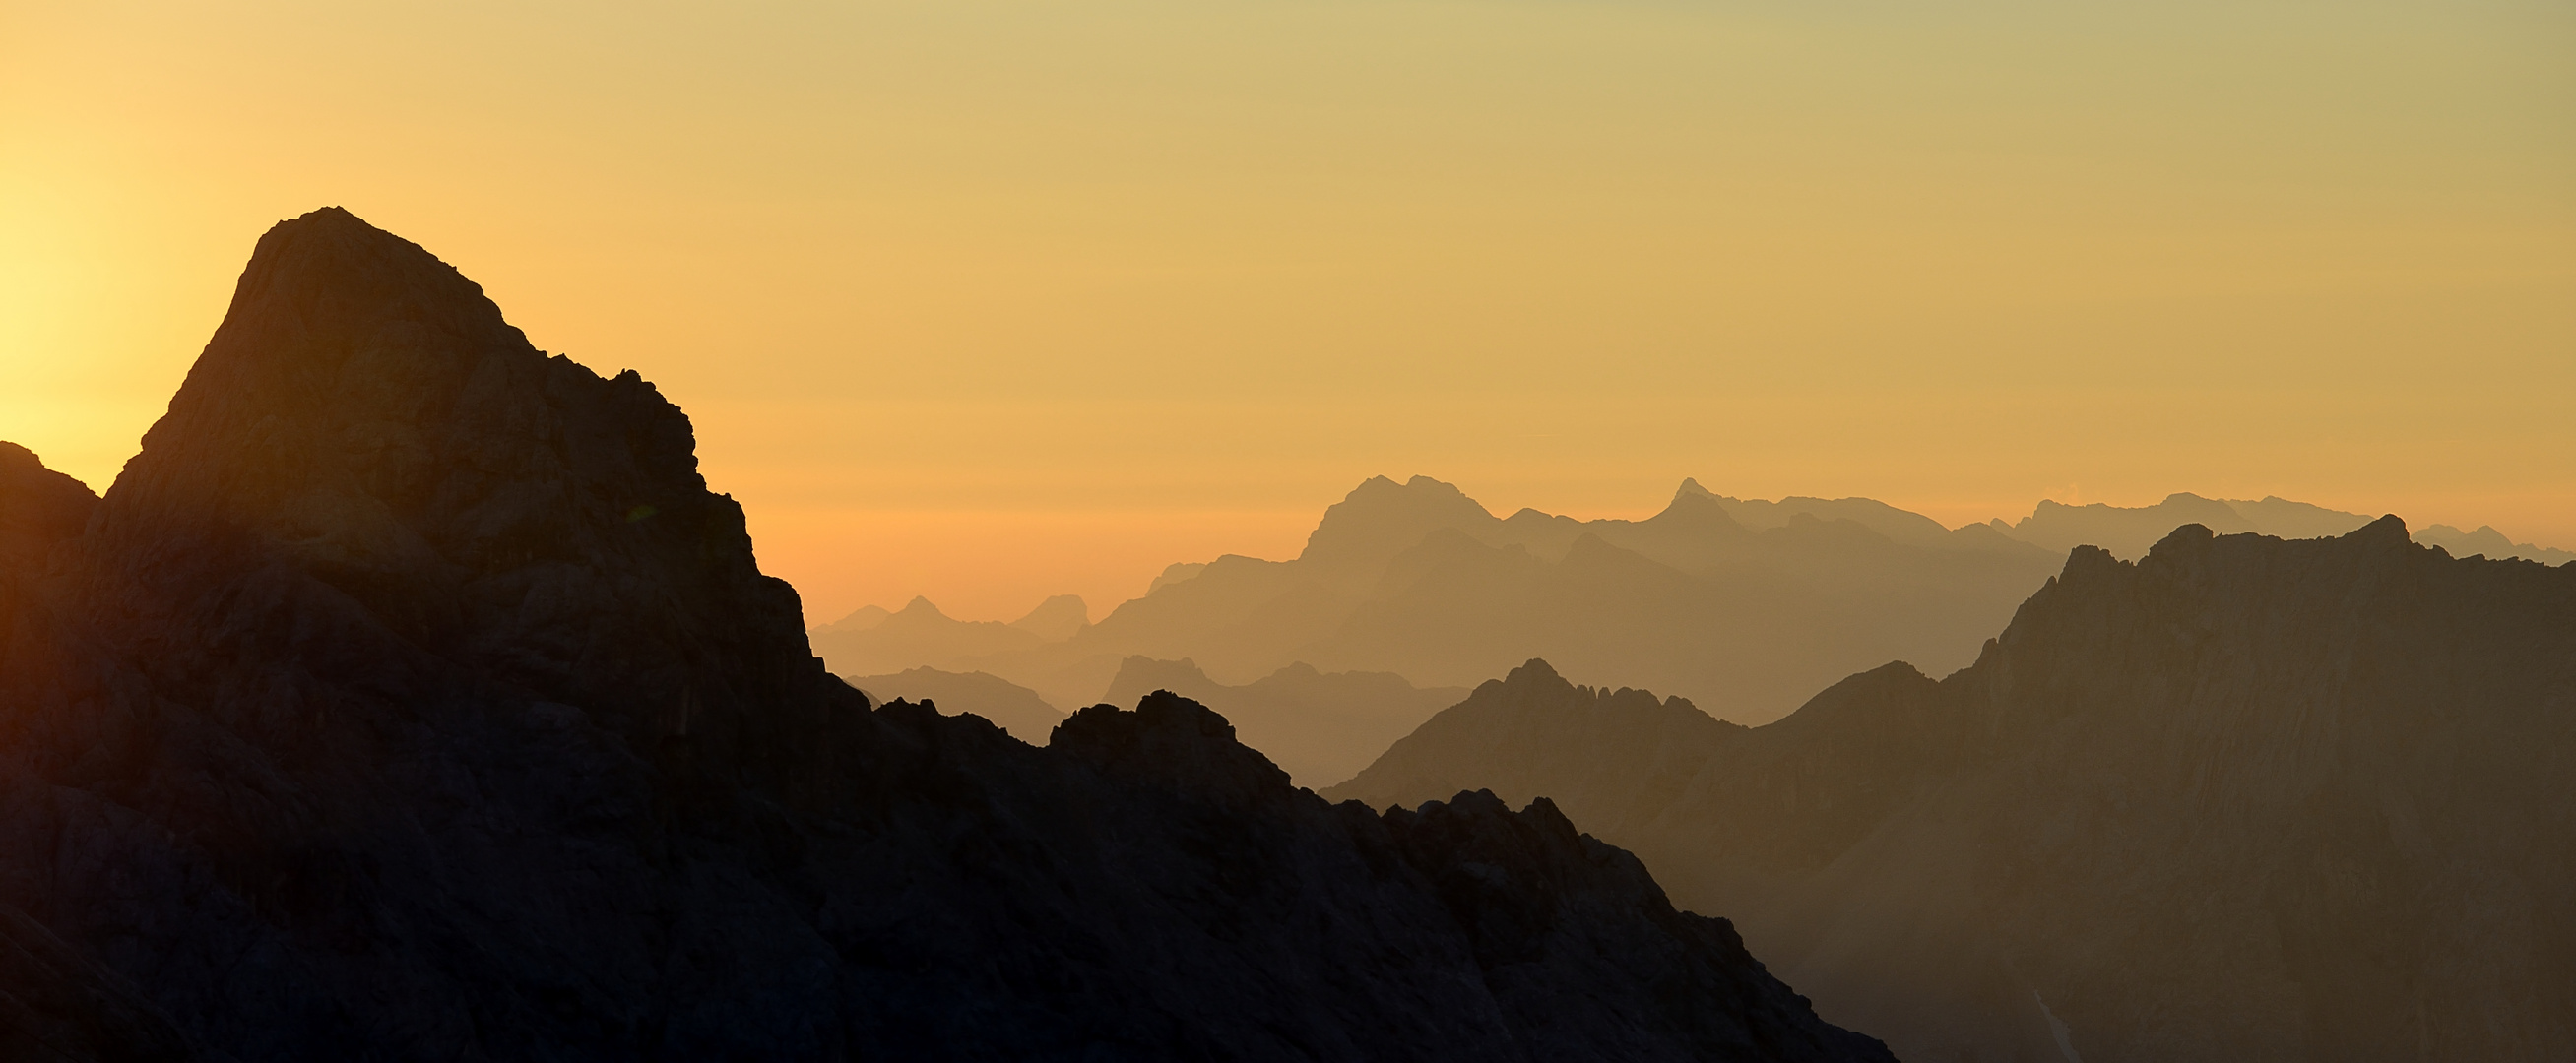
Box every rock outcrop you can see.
[1100,657,1468,787]
[1336,520,2576,1062]
[0,208,1890,1062]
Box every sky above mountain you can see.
[4,0,2569,620]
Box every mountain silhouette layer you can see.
[0,208,1893,1062]
[1996,491,2572,565]
[1098,657,1469,787]
[1329,520,2576,1061]
[811,484,2567,738]
[844,665,1067,742]
[829,474,2069,725]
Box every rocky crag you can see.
[0,208,1890,1062]
[1331,521,2576,1062]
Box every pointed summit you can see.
[1010,594,1090,640]
[1298,474,1499,574]
[86,207,820,759]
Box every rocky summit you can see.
[0,208,1890,1062]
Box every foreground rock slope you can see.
[1331,521,2576,1062]
[0,208,1890,1062]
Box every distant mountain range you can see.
[1328,519,2576,1061]
[815,476,2069,725]
[813,484,2567,734]
[2000,491,2574,563]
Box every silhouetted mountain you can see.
[1999,494,2573,564]
[1331,520,2576,1061]
[1007,594,1090,641]
[1330,660,1740,839]
[1098,657,1467,786]
[0,442,97,561]
[0,208,1890,1061]
[809,602,889,635]
[1148,560,1208,593]
[1675,478,2028,554]
[2415,523,2576,565]
[2002,492,2340,557]
[985,477,2066,726]
[808,594,1046,674]
[845,666,1066,741]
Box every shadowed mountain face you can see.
[1331,521,2576,1062]
[1098,657,1468,787]
[0,209,1892,1062]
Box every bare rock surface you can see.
[0,208,1891,1062]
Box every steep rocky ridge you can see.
[1336,519,2576,1062]
[0,208,1890,1061]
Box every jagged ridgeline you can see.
[1330,521,2576,1062]
[0,209,1892,1061]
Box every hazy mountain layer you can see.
[2413,523,2576,566]
[1098,657,1468,787]
[844,666,1067,742]
[842,475,2066,725]
[812,480,2566,736]
[0,209,1891,1062]
[1331,521,2576,1062]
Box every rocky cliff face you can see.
[1337,519,2576,1062]
[0,208,1889,1062]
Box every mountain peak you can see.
[84,207,820,763]
[1297,474,1499,573]
[1497,657,1567,689]
[1010,594,1089,640]
[2351,512,2411,545]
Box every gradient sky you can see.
[5,0,2570,623]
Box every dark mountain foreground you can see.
[841,666,1067,742]
[1098,657,1468,787]
[1331,521,2576,1062]
[0,208,1891,1062]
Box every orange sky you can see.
[4,0,2570,622]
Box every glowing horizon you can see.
[5,0,2569,623]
